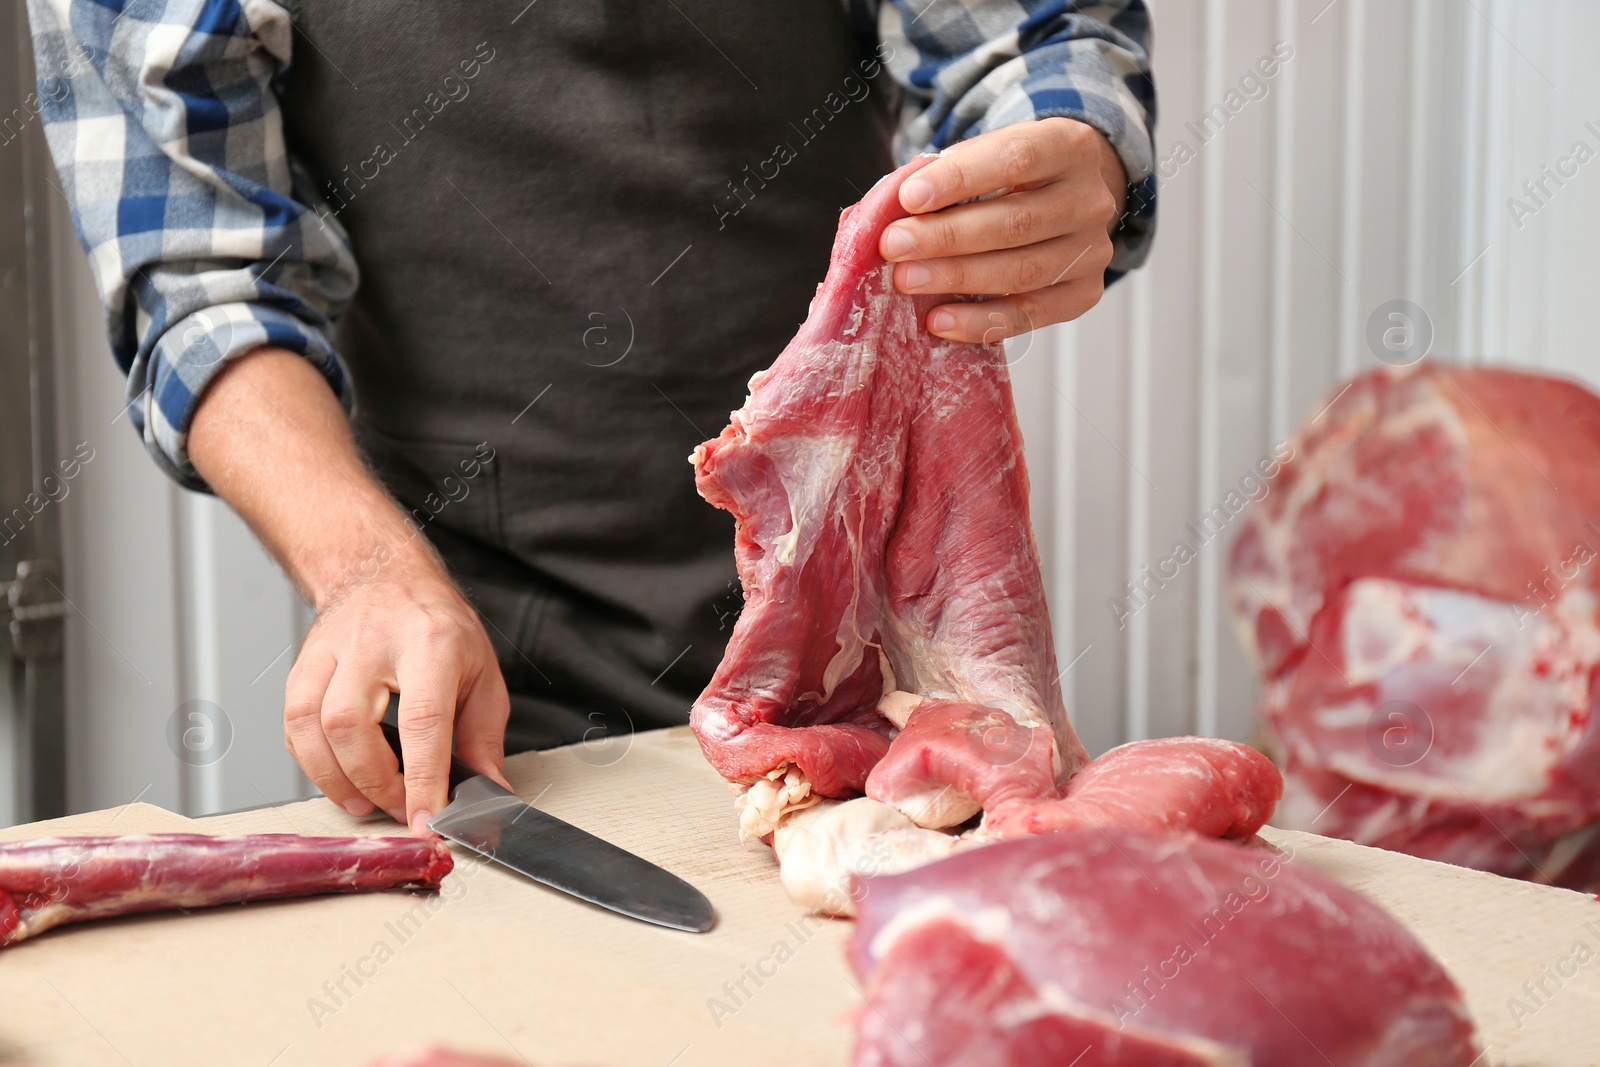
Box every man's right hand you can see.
[188,347,511,835]
[284,548,510,833]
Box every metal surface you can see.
[431,775,717,934]
[4,558,67,660]
[379,717,714,932]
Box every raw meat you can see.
[850,828,1482,1067]
[865,697,1060,828]
[1229,365,1600,887]
[0,833,453,947]
[690,156,1286,908]
[772,797,966,914]
[689,155,1088,841]
[981,734,1281,841]
[776,732,1278,915]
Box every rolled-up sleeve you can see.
[876,0,1157,275]
[26,0,358,489]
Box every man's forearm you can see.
[188,347,433,607]
[188,346,510,833]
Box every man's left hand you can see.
[881,117,1128,344]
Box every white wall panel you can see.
[1017,0,1600,755]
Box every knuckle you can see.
[1013,254,1050,293]
[1092,187,1119,226]
[414,615,454,649]
[929,215,959,255]
[284,694,322,730]
[321,704,366,741]
[1060,117,1094,148]
[944,257,968,291]
[400,701,453,734]
[979,307,1019,344]
[1004,206,1041,245]
[1005,297,1038,336]
[1000,136,1040,183]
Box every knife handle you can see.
[378,718,484,796]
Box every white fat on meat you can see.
[734,763,821,842]
[771,797,965,916]
[875,690,924,728]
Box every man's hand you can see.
[189,348,511,837]
[284,548,511,835]
[880,117,1129,343]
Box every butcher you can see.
[28,0,1155,835]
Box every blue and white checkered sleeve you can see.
[877,0,1157,275]
[26,0,359,490]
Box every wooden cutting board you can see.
[1,725,1596,1066]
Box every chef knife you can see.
[379,719,715,933]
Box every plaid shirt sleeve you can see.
[26,0,357,490]
[871,0,1157,276]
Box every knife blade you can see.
[379,719,715,933]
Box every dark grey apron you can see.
[279,2,895,751]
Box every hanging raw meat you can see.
[850,828,1482,1067]
[689,155,1282,909]
[0,833,453,947]
[689,154,1087,843]
[1229,364,1600,889]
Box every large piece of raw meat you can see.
[1230,365,1600,888]
[690,154,1087,842]
[850,828,1482,1066]
[0,833,452,946]
[688,156,1283,908]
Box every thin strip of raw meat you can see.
[0,833,453,947]
[863,697,1057,828]
[850,829,1481,1067]
[690,155,1087,838]
[981,735,1282,841]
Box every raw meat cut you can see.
[850,828,1482,1067]
[689,155,1287,908]
[980,734,1281,841]
[1229,365,1600,888]
[775,727,1279,914]
[689,154,1088,841]
[865,697,1061,828]
[0,833,453,947]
